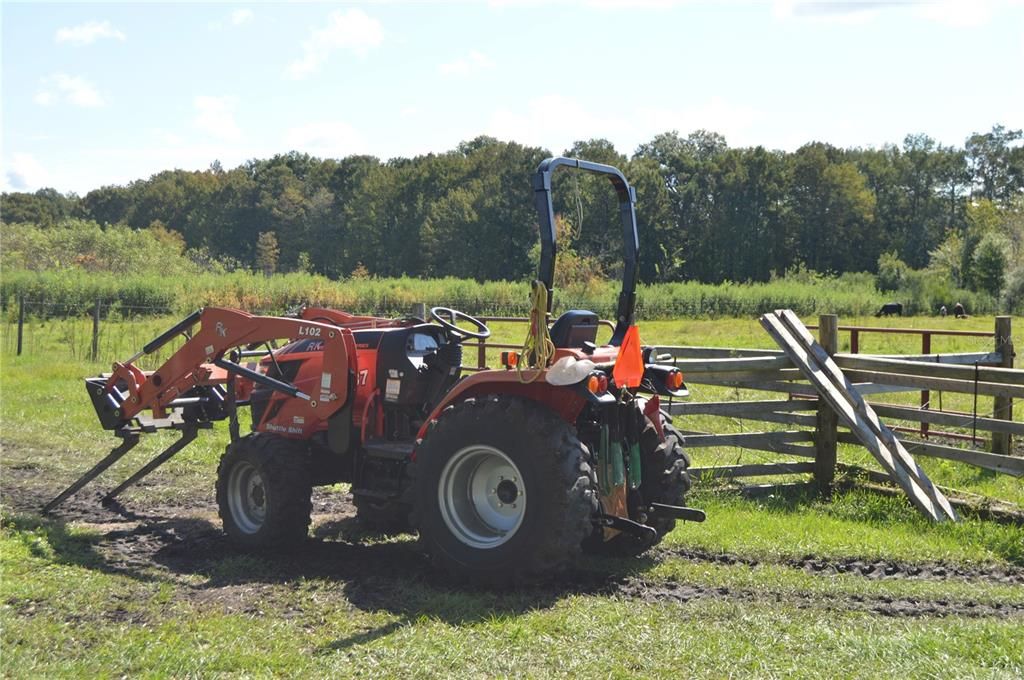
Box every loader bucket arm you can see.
[98,307,356,429]
[532,157,640,345]
[47,308,357,514]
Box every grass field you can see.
[1,312,1022,677]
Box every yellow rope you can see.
[518,280,555,383]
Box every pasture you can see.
[1,313,1022,677]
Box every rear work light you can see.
[667,370,684,390]
[586,372,609,395]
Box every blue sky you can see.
[3,1,1023,195]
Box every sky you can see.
[2,0,1023,195]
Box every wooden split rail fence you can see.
[459,310,1019,516]
[656,315,1020,509]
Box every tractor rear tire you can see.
[413,396,597,585]
[590,414,691,557]
[216,434,312,549]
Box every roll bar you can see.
[532,157,639,345]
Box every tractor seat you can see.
[549,310,599,349]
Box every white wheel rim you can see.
[438,445,526,549]
[228,460,267,534]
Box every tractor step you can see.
[363,439,414,461]
[596,513,658,542]
[649,502,706,522]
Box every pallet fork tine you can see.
[43,434,141,514]
[101,425,201,506]
[42,424,202,514]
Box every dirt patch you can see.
[659,546,1024,585]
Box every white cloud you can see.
[439,51,495,77]
[55,20,126,45]
[4,153,50,191]
[914,0,994,27]
[287,9,383,79]
[231,9,254,25]
[193,96,242,141]
[283,121,367,158]
[773,0,1007,27]
[488,0,686,6]
[35,74,105,108]
[771,1,891,24]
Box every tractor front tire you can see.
[216,434,312,549]
[413,396,596,585]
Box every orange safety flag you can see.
[612,325,644,389]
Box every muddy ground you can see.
[3,453,1023,623]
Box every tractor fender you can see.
[414,371,587,443]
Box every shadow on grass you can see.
[1,505,658,654]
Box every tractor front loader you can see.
[49,157,704,585]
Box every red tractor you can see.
[48,157,702,584]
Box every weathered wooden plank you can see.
[655,346,786,359]
[816,314,840,489]
[834,354,1024,386]
[666,355,795,372]
[855,351,1002,365]
[668,405,817,428]
[900,439,1024,477]
[667,399,818,415]
[854,383,923,395]
[762,310,954,521]
[686,377,815,394]
[841,369,1024,399]
[678,368,805,383]
[868,403,1024,436]
[690,462,815,480]
[777,309,957,521]
[682,430,814,450]
[993,316,1014,456]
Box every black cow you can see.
[875,302,903,317]
[954,302,967,319]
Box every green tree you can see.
[876,251,908,292]
[972,232,1009,296]
[966,125,1024,202]
[256,231,280,276]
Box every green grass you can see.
[3,520,1022,679]
[2,313,1022,676]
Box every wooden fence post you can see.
[16,295,25,356]
[993,315,1014,455]
[91,299,101,362]
[815,314,839,493]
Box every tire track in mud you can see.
[606,577,1024,619]
[657,546,1024,585]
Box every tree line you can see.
[3,125,1022,294]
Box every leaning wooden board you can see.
[759,310,957,522]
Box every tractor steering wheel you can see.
[429,306,491,341]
